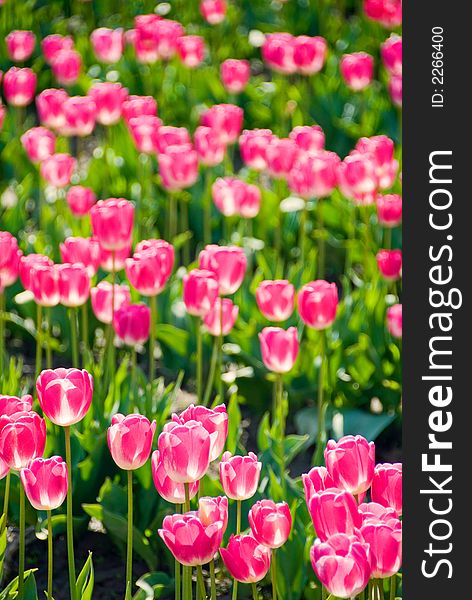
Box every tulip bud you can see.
[90,28,124,64]
[177,35,205,68]
[308,489,362,541]
[151,450,199,504]
[377,193,402,227]
[0,411,46,470]
[220,534,271,583]
[324,435,376,496]
[19,254,53,291]
[239,129,274,171]
[289,125,325,153]
[66,186,97,217]
[371,462,402,515]
[108,413,156,470]
[203,298,238,336]
[40,153,76,188]
[183,269,219,317]
[51,49,82,86]
[221,59,250,94]
[113,303,151,346]
[266,137,299,179]
[90,198,134,252]
[256,280,295,322]
[194,126,226,167]
[36,88,69,131]
[90,282,131,324]
[58,263,90,308]
[262,33,296,74]
[302,466,335,505]
[340,52,374,91]
[122,95,157,124]
[20,456,68,510]
[60,237,101,278]
[293,35,327,75]
[200,0,227,25]
[159,144,199,191]
[2,67,36,106]
[297,280,338,329]
[30,264,60,307]
[125,241,174,296]
[386,303,402,338]
[199,244,247,295]
[201,104,243,145]
[259,325,299,373]
[381,34,402,76]
[0,232,21,291]
[173,404,228,462]
[363,0,402,28]
[219,451,261,500]
[88,82,128,126]
[288,151,339,199]
[198,496,228,531]
[5,30,36,62]
[21,127,56,163]
[41,34,74,64]
[128,115,161,154]
[249,500,292,549]
[376,249,402,280]
[360,518,402,578]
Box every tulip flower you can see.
[219,451,261,502]
[2,67,37,106]
[203,297,238,336]
[0,232,21,296]
[5,30,36,62]
[377,193,402,228]
[360,518,402,578]
[113,303,151,346]
[0,104,5,131]
[262,33,296,74]
[308,488,362,541]
[62,96,97,137]
[30,263,60,307]
[256,280,295,322]
[199,245,247,296]
[266,137,299,179]
[19,253,53,291]
[293,35,327,75]
[376,249,402,280]
[371,462,402,515]
[21,127,56,163]
[0,392,34,489]
[40,153,76,188]
[221,59,251,94]
[338,151,378,205]
[128,115,161,154]
[381,34,402,76]
[324,435,376,496]
[355,135,398,190]
[183,269,219,318]
[58,263,90,308]
[194,126,226,167]
[91,282,131,324]
[20,456,68,511]
[177,35,205,68]
[212,177,246,217]
[159,144,199,191]
[289,125,325,152]
[198,496,229,531]
[298,280,338,330]
[200,0,227,24]
[65,186,97,217]
[259,326,299,374]
[310,533,371,599]
[41,34,74,64]
[151,451,199,504]
[173,404,228,462]
[249,500,292,549]
[36,89,69,131]
[90,27,124,64]
[122,95,157,124]
[288,150,339,199]
[51,49,81,86]
[239,128,274,171]
[364,0,402,28]
[88,82,128,126]
[386,303,402,338]
[220,534,271,590]
[389,74,402,107]
[340,52,374,91]
[201,104,244,145]
[90,198,134,253]
[302,466,335,505]
[359,501,398,524]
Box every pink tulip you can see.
[177,35,205,68]
[310,533,371,599]
[0,394,33,415]
[30,264,60,307]
[302,466,335,505]
[388,74,402,107]
[156,126,191,154]
[113,303,151,346]
[41,34,74,64]
[128,115,161,154]
[0,232,21,291]
[36,88,69,131]
[376,249,402,280]
[51,49,81,86]
[90,198,134,252]
[58,263,90,308]
[219,451,261,500]
[158,420,211,483]
[359,501,398,523]
[155,19,185,60]
[36,368,93,427]
[200,0,227,24]
[256,280,294,322]
[289,125,325,152]
[19,254,53,291]
[122,95,157,124]
[194,126,226,167]
[0,411,46,470]
[61,96,97,137]
[288,151,339,199]
[132,15,161,63]
[355,135,398,190]
[340,52,374,91]
[60,237,101,278]
[159,144,199,191]
[125,241,174,296]
[324,435,375,496]
[203,298,238,336]
[220,535,271,583]
[2,67,36,106]
[266,137,299,179]
[294,35,327,75]
[338,152,378,205]
[21,127,56,163]
[239,129,274,171]
[221,59,251,94]
[159,512,224,566]
[90,28,124,64]
[90,282,131,324]
[151,450,199,504]
[5,30,36,62]
[183,269,219,317]
[364,0,402,28]
[199,244,247,295]
[108,413,156,470]
[65,186,96,217]
[199,496,228,531]
[381,35,402,76]
[201,104,244,145]
[377,193,402,227]
[308,488,362,541]
[386,303,402,338]
[0,104,5,131]
[212,177,245,217]
[173,404,228,462]
[361,518,402,578]
[99,244,131,273]
[20,456,68,511]
[249,500,292,549]
[262,33,296,74]
[259,326,299,374]
[371,462,402,515]
[239,183,261,218]
[298,280,338,329]
[88,82,128,126]
[40,153,76,188]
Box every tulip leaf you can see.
[225,393,242,455]
[155,324,189,357]
[132,572,172,600]
[76,552,94,600]
[0,569,38,600]
[0,515,6,582]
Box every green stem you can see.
[184,484,192,600]
[175,506,181,600]
[149,295,157,383]
[47,510,53,600]
[299,204,307,264]
[196,318,203,404]
[232,579,238,600]
[389,575,396,600]
[217,300,224,401]
[384,227,392,250]
[313,330,327,465]
[81,303,89,368]
[251,582,258,600]
[111,252,116,405]
[64,426,77,600]
[236,500,241,534]
[46,308,52,369]
[18,482,25,600]
[204,170,212,245]
[2,471,10,525]
[203,337,218,406]
[377,580,385,600]
[322,585,328,600]
[209,560,216,600]
[126,471,133,599]
[317,198,325,279]
[131,349,137,409]
[69,308,79,367]
[271,549,277,600]
[197,566,206,600]
[0,291,4,390]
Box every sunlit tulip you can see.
[340,52,374,91]
[293,35,327,75]
[203,298,238,336]
[177,35,205,68]
[41,34,74,64]
[249,500,292,549]
[386,303,402,338]
[376,249,402,280]
[0,394,33,415]
[324,435,375,496]
[159,512,225,566]
[132,14,161,63]
[219,451,261,501]
[21,127,56,163]
[200,0,227,25]
[212,177,246,217]
[88,82,128,126]
[5,30,36,62]
[377,193,402,227]
[173,404,228,462]
[199,496,229,531]
[298,280,338,329]
[36,368,93,427]
[99,244,131,273]
[289,125,325,152]
[125,242,174,296]
[40,153,76,188]
[389,74,402,107]
[288,151,339,198]
[20,456,68,511]
[356,135,398,190]
[220,535,271,583]
[151,450,199,504]
[156,126,191,154]
[199,244,247,295]
[308,488,362,541]
[239,129,274,171]
[90,198,134,252]
[338,151,378,204]
[108,413,156,470]
[256,280,294,322]
[239,183,261,218]
[36,88,69,131]
[158,420,211,483]
[159,144,199,191]
[194,126,226,167]
[0,232,21,291]
[266,137,299,179]
[262,33,296,74]
[128,115,161,154]
[381,34,402,76]
[311,534,371,599]
[259,326,299,373]
[65,186,96,217]
[221,59,250,94]
[358,501,398,523]
[60,237,101,278]
[183,269,219,317]
[0,411,46,470]
[122,95,157,124]
[201,104,244,145]
[51,49,81,85]
[30,264,60,307]
[2,67,36,106]
[302,466,335,505]
[63,96,98,139]
[90,27,124,64]
[113,303,151,346]
[361,518,402,578]
[371,462,402,515]
[364,0,402,28]
[90,282,131,324]
[58,263,90,308]
[19,254,53,291]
